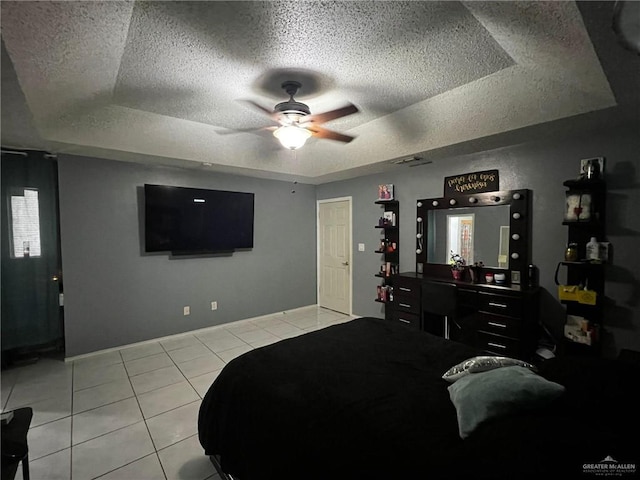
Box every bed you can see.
[198,317,639,479]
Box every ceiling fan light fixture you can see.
[273,125,312,150]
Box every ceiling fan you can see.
[243,81,359,150]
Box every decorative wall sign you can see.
[444,170,499,195]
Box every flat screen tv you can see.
[144,184,254,254]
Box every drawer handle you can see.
[487,342,507,349]
[399,318,411,324]
[488,302,507,308]
[399,303,411,308]
[487,321,507,328]
[399,287,412,292]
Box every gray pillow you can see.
[442,355,536,383]
[448,366,565,439]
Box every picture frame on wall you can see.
[378,184,394,201]
[580,157,604,180]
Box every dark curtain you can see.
[1,149,64,353]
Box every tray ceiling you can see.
[0,1,632,184]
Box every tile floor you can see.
[1,306,355,480]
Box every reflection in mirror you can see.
[427,205,510,269]
[446,214,475,265]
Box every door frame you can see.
[316,197,353,315]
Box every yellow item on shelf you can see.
[558,285,579,302]
[577,289,597,305]
[558,285,597,305]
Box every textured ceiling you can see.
[0,1,634,184]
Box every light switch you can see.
[358,243,365,252]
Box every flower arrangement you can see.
[450,251,466,271]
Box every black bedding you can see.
[198,317,639,480]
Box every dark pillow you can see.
[448,366,565,439]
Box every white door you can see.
[318,198,351,314]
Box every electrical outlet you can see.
[211,301,218,311]
[358,243,365,252]
[183,306,190,316]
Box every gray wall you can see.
[317,125,640,357]
[57,123,640,358]
[58,155,317,356]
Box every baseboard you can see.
[65,304,319,363]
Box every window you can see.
[10,188,41,258]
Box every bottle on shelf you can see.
[586,237,600,262]
[564,243,578,262]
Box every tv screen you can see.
[144,184,254,254]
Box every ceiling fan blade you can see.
[300,103,359,125]
[215,126,277,137]
[307,125,355,143]
[239,99,280,122]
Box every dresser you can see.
[392,272,540,361]
[406,188,539,360]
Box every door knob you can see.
[342,261,349,266]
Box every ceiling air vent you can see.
[389,156,433,167]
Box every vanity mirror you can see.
[416,189,531,283]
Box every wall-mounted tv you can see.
[144,184,254,254]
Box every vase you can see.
[452,269,462,281]
[469,267,479,283]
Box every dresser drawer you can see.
[476,331,522,358]
[389,310,421,330]
[392,277,421,300]
[477,291,522,316]
[477,313,521,338]
[394,295,420,315]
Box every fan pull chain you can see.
[290,149,298,194]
